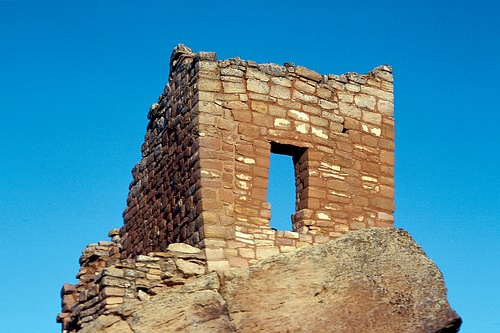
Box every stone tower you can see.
[120,44,395,270]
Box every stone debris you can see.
[57,231,207,333]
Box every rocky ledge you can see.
[68,228,461,333]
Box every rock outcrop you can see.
[75,228,461,333]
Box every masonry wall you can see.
[121,46,204,258]
[197,52,395,270]
[120,45,395,270]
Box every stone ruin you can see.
[57,44,395,332]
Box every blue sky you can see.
[1,1,499,332]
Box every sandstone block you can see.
[247,79,270,94]
[198,79,221,92]
[221,67,244,77]
[270,77,292,87]
[362,110,382,125]
[354,94,376,110]
[270,85,291,99]
[100,287,125,298]
[256,246,280,260]
[246,68,270,81]
[339,102,361,119]
[361,85,393,101]
[167,243,201,254]
[295,66,322,82]
[292,90,318,104]
[228,256,249,268]
[207,260,231,272]
[293,80,316,94]
[175,258,206,276]
[223,81,245,93]
[378,99,394,116]
[288,109,309,121]
[318,99,337,110]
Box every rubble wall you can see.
[57,239,207,333]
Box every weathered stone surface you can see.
[75,229,460,333]
[221,228,461,333]
[79,274,235,333]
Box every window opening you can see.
[267,142,306,231]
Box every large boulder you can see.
[221,228,461,332]
[78,228,461,333]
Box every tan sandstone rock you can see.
[221,228,461,333]
[77,228,461,333]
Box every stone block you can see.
[380,150,395,166]
[238,247,256,259]
[354,94,376,110]
[207,260,231,272]
[378,99,394,116]
[251,101,268,113]
[256,246,280,260]
[361,85,393,101]
[270,77,292,87]
[102,267,124,278]
[289,109,309,121]
[292,90,318,104]
[362,111,382,125]
[270,85,291,99]
[279,245,297,253]
[246,68,270,81]
[167,243,202,254]
[198,79,221,92]
[223,81,245,93]
[294,80,316,94]
[175,258,206,276]
[205,248,225,260]
[339,102,361,119]
[100,287,125,298]
[221,67,244,77]
[316,87,332,99]
[370,197,395,211]
[295,66,322,82]
[318,99,337,110]
[247,79,270,94]
[228,256,249,268]
[378,211,394,221]
[101,297,124,306]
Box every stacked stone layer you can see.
[57,240,207,333]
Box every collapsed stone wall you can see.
[57,231,208,333]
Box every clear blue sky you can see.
[1,1,498,332]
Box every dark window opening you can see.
[267,142,306,231]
